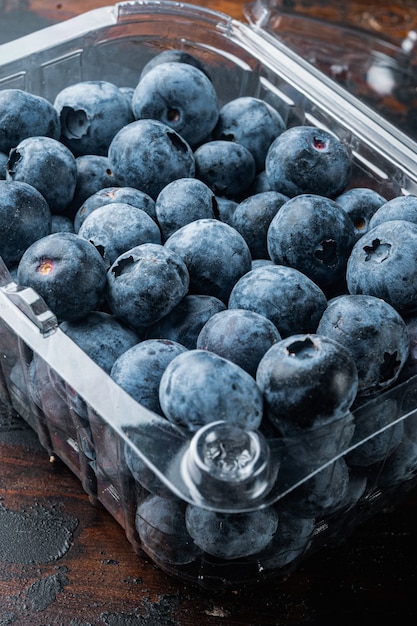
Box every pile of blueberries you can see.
[2,48,417,586]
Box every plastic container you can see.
[245,0,417,143]
[1,0,417,589]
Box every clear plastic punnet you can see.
[245,0,417,145]
[1,0,417,589]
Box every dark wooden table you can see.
[2,1,417,624]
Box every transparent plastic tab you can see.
[0,258,57,336]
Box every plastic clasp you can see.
[0,258,57,336]
[181,420,279,508]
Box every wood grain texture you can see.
[2,1,417,624]
[2,409,417,625]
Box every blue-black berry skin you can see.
[213,96,286,171]
[317,294,409,396]
[216,196,238,226]
[69,155,117,215]
[78,202,161,268]
[0,180,51,267]
[139,49,210,80]
[54,80,134,156]
[74,186,157,232]
[256,509,315,570]
[256,334,358,430]
[60,311,140,374]
[281,458,351,518]
[231,191,289,259]
[106,243,190,330]
[164,218,252,304]
[228,264,327,338]
[6,136,77,214]
[147,294,226,349]
[0,152,8,179]
[196,308,281,377]
[267,193,356,290]
[368,194,417,229]
[335,186,386,240]
[0,89,60,154]
[110,338,187,416]
[346,397,404,467]
[155,178,218,241]
[159,349,264,432]
[136,494,200,565]
[16,232,107,322]
[185,504,279,560]
[108,119,195,200]
[346,219,417,314]
[132,61,219,148]
[265,125,352,198]
[194,140,256,199]
[51,215,75,234]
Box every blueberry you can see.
[373,436,417,487]
[164,218,251,303]
[247,170,273,195]
[108,119,195,199]
[368,194,417,229]
[265,126,352,198]
[119,86,134,107]
[346,220,417,313]
[194,140,256,199]
[232,191,289,259]
[54,80,134,156]
[0,152,7,179]
[51,215,75,234]
[69,155,117,215]
[28,353,73,431]
[159,349,264,432]
[6,136,77,214]
[279,411,355,466]
[396,313,417,383]
[124,444,172,498]
[17,232,107,322]
[136,494,199,565]
[0,89,60,153]
[185,504,279,559]
[256,334,358,430]
[228,264,327,338]
[155,178,218,241]
[216,196,238,226]
[139,49,209,80]
[147,294,226,349]
[335,186,386,240]
[132,61,219,147]
[106,243,190,330]
[257,509,315,570]
[78,202,161,268]
[196,308,281,377]
[317,294,409,396]
[110,338,187,415]
[346,396,404,467]
[267,193,356,291]
[60,311,140,374]
[213,96,286,171]
[74,186,156,232]
[0,180,51,267]
[281,457,350,517]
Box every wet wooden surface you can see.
[2,1,417,624]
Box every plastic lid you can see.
[245,0,417,141]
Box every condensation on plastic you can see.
[2,0,417,588]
